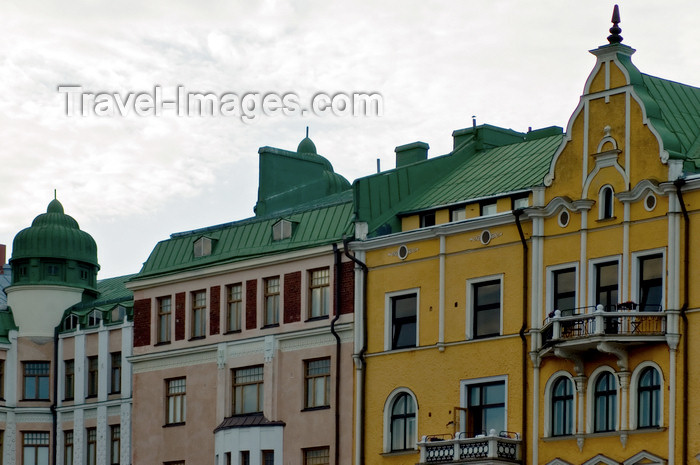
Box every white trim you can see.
[545,263,579,319]
[382,387,418,453]
[622,450,666,465]
[543,371,576,438]
[597,185,616,220]
[630,249,666,310]
[586,366,620,434]
[582,454,619,465]
[628,361,665,430]
[459,375,508,434]
[465,274,504,340]
[384,288,420,352]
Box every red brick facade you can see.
[338,260,355,315]
[246,279,257,329]
[175,292,186,341]
[133,298,151,347]
[283,271,301,323]
[210,285,221,335]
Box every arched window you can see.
[594,372,617,432]
[87,309,102,328]
[64,314,79,331]
[638,367,661,428]
[390,393,416,451]
[551,377,574,436]
[599,186,614,219]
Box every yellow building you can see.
[349,7,700,465]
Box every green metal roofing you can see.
[0,309,17,343]
[640,74,700,167]
[134,191,354,279]
[354,125,563,236]
[12,199,98,266]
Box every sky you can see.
[0,0,698,278]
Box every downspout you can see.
[514,209,528,461]
[674,178,689,465]
[331,244,342,465]
[344,237,368,465]
[51,324,59,465]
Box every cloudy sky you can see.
[1,0,698,278]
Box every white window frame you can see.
[598,184,615,219]
[459,375,508,435]
[629,361,664,430]
[466,275,503,340]
[543,371,577,437]
[630,249,665,310]
[382,387,418,453]
[588,256,621,311]
[546,263,579,317]
[384,288,420,352]
[586,366,619,434]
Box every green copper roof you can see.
[353,125,563,235]
[135,191,354,279]
[12,199,98,266]
[0,309,17,343]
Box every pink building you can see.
[128,136,356,465]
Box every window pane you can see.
[483,406,505,433]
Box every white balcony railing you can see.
[418,430,521,464]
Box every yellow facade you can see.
[351,16,700,465]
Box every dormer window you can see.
[87,309,102,328]
[193,237,212,258]
[272,219,293,241]
[599,186,614,219]
[111,305,126,323]
[64,314,79,331]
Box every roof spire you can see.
[607,5,623,44]
[306,126,309,138]
[54,188,57,200]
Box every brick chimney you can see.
[0,244,5,274]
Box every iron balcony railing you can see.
[541,303,665,346]
[418,430,521,464]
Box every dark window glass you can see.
[553,268,576,314]
[24,362,50,400]
[467,381,505,435]
[420,212,435,228]
[594,372,617,432]
[473,281,500,338]
[390,393,416,451]
[638,367,661,428]
[639,255,663,311]
[391,294,417,349]
[595,262,618,310]
[551,377,574,436]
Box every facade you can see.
[1,199,134,465]
[0,245,10,308]
[349,9,700,465]
[127,137,356,465]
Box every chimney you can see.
[395,142,429,168]
[0,244,5,274]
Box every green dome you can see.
[297,137,317,154]
[12,199,98,266]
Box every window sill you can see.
[224,329,242,335]
[380,449,418,457]
[163,422,186,428]
[596,216,618,223]
[188,336,206,341]
[305,315,329,323]
[302,405,331,412]
[20,399,50,402]
[261,324,280,329]
[155,341,172,347]
[542,427,666,441]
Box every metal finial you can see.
[607,5,623,44]
[306,126,309,138]
[54,189,57,200]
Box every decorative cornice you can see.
[616,179,664,203]
[527,197,595,218]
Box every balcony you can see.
[540,303,667,355]
[418,430,522,464]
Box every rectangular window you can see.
[87,356,98,397]
[450,207,466,222]
[480,202,497,216]
[639,254,663,311]
[304,447,330,465]
[464,380,506,435]
[305,358,330,408]
[472,280,501,339]
[512,196,529,210]
[110,353,121,394]
[23,432,49,465]
[166,378,186,424]
[23,362,50,400]
[191,291,206,338]
[240,451,250,465]
[226,284,243,332]
[0,360,4,400]
[86,428,96,465]
[224,452,232,465]
[264,278,280,326]
[110,425,120,465]
[262,451,274,465]
[233,365,263,414]
[309,268,330,318]
[157,296,172,343]
[64,431,73,465]
[64,360,75,400]
[391,293,417,350]
[420,212,435,228]
[552,268,576,315]
[595,261,618,310]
